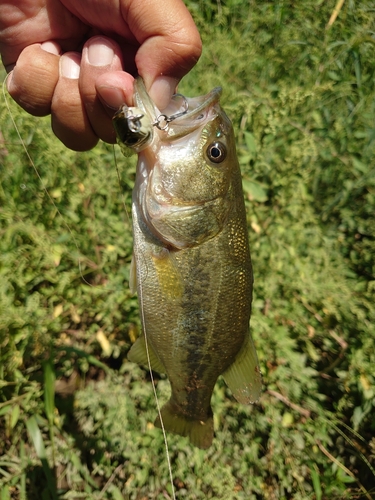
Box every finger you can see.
[55,0,201,106]
[0,1,88,70]
[51,52,98,151]
[95,71,135,112]
[127,0,202,109]
[79,36,126,144]
[6,42,61,116]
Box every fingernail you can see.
[5,71,13,91]
[41,41,61,55]
[97,86,127,110]
[149,76,178,110]
[60,53,81,79]
[87,38,115,67]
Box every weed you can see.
[1,1,375,498]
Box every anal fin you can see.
[222,334,262,404]
[127,335,166,374]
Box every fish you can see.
[112,78,262,449]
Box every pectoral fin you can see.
[151,248,183,300]
[222,334,262,404]
[127,335,166,374]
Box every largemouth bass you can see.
[113,78,262,449]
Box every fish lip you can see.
[133,77,222,131]
[172,86,222,123]
[133,77,160,119]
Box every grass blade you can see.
[310,463,322,500]
[43,358,56,425]
[25,416,57,500]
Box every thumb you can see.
[128,0,202,109]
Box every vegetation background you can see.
[1,0,374,498]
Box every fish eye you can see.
[206,141,227,163]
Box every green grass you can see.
[1,0,375,498]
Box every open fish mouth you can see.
[134,78,221,130]
[163,88,222,140]
[113,78,222,152]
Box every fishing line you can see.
[2,74,93,288]
[113,147,132,224]
[4,73,177,496]
[137,275,176,500]
[114,101,178,499]
[114,143,176,500]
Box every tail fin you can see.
[154,401,214,449]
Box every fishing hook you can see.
[153,93,189,130]
[119,93,189,135]
[123,107,145,133]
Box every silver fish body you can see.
[113,79,261,449]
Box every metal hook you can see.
[124,107,145,133]
[153,93,189,131]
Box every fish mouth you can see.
[133,78,222,139]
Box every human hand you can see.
[0,0,202,150]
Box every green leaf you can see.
[1,488,10,500]
[109,485,126,500]
[26,416,46,460]
[242,179,268,202]
[244,131,257,154]
[10,404,20,430]
[327,70,341,81]
[352,157,368,174]
[337,468,356,484]
[0,405,12,417]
